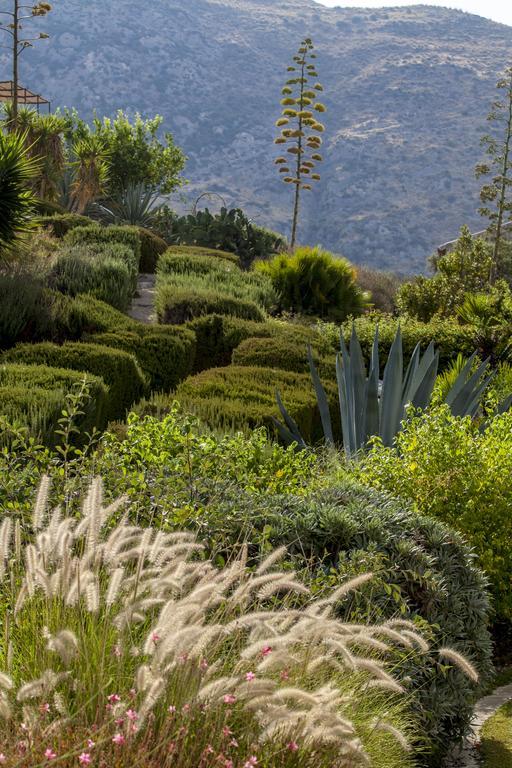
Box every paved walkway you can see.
[128,274,156,324]
[449,683,512,767]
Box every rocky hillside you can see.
[7,0,512,271]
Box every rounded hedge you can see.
[232,335,333,377]
[39,213,93,238]
[156,286,266,325]
[138,227,168,273]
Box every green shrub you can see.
[356,265,403,314]
[315,313,477,371]
[158,251,240,277]
[2,342,147,422]
[39,213,92,238]
[201,480,492,764]
[156,286,266,324]
[358,405,512,621]
[91,326,196,391]
[256,246,367,320]
[68,294,137,336]
[0,363,108,441]
[64,224,141,270]
[232,335,333,377]
[174,365,339,442]
[137,226,168,272]
[164,244,240,264]
[49,249,133,310]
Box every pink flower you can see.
[244,758,258,768]
[0,755,6,764]
[79,753,92,765]
[112,733,125,746]
[245,671,256,682]
[40,702,51,714]
[223,694,236,704]
[151,632,160,645]
[222,726,232,737]
[204,745,214,755]
[225,761,234,768]
[107,693,121,704]
[126,708,138,721]
[200,658,209,672]
[87,739,95,749]
[261,646,272,657]
[280,669,289,681]
[178,653,188,664]
[182,703,190,713]
[113,645,122,658]
[287,741,299,752]
[168,705,177,714]
[115,718,124,726]
[44,748,57,760]
[230,738,239,748]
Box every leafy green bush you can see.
[137,226,168,272]
[156,286,266,324]
[358,405,512,621]
[64,224,141,270]
[2,342,147,422]
[164,244,240,264]
[315,313,478,371]
[256,246,367,320]
[200,480,491,764]
[39,213,92,238]
[0,363,108,441]
[174,365,339,442]
[91,326,196,391]
[68,294,137,335]
[232,335,333,377]
[158,252,241,277]
[49,248,133,310]
[168,206,286,268]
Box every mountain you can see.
[5,0,512,272]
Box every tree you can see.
[62,109,186,195]
[0,129,39,255]
[0,1,52,121]
[274,37,326,249]
[476,65,512,282]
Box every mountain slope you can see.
[6,0,512,271]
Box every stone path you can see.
[449,682,512,768]
[128,274,156,324]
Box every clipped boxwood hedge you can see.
[156,286,266,325]
[232,335,333,378]
[49,249,134,311]
[138,227,168,273]
[91,327,196,392]
[0,363,108,442]
[65,225,141,271]
[174,365,339,443]
[165,244,240,265]
[39,213,93,238]
[68,294,138,336]
[2,342,147,422]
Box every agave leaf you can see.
[338,335,357,452]
[307,346,334,445]
[496,393,512,415]
[275,389,305,447]
[410,351,440,410]
[380,327,404,446]
[401,341,421,404]
[349,325,367,449]
[447,358,492,417]
[462,374,496,420]
[336,352,354,458]
[444,353,479,407]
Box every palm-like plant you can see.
[0,130,40,255]
[69,134,110,214]
[93,181,162,226]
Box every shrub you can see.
[2,342,147,421]
[0,476,418,768]
[64,224,141,270]
[137,226,168,272]
[256,246,367,320]
[49,249,133,311]
[315,313,477,371]
[200,480,492,764]
[39,213,92,238]
[0,363,108,441]
[164,244,240,264]
[174,365,339,442]
[68,294,137,336]
[158,252,241,277]
[232,335,333,377]
[156,286,266,324]
[356,265,403,314]
[358,405,512,621]
[91,326,196,391]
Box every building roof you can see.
[0,80,50,106]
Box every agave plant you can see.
[0,130,40,255]
[93,181,162,226]
[276,325,510,457]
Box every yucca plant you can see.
[0,130,40,255]
[93,181,162,226]
[69,134,110,214]
[0,476,456,767]
[276,325,509,457]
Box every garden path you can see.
[128,274,156,324]
[449,682,512,768]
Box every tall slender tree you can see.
[475,65,512,282]
[274,37,326,249]
[0,1,52,121]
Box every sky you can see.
[316,0,512,26]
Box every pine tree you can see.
[274,37,326,249]
[475,65,512,282]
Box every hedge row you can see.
[232,335,334,378]
[156,286,266,325]
[0,363,108,443]
[65,225,142,270]
[40,213,93,238]
[2,342,147,422]
[164,244,240,265]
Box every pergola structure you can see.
[0,80,50,112]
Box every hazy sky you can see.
[316,0,512,26]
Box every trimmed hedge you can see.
[156,286,266,325]
[232,335,333,377]
[39,213,93,238]
[138,227,168,273]
[49,249,134,311]
[163,244,240,265]
[68,294,137,336]
[0,363,108,442]
[2,342,147,422]
[91,327,196,391]
[64,225,141,271]
[174,365,339,442]
[187,314,333,373]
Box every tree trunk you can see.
[12,0,19,122]
[492,70,512,282]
